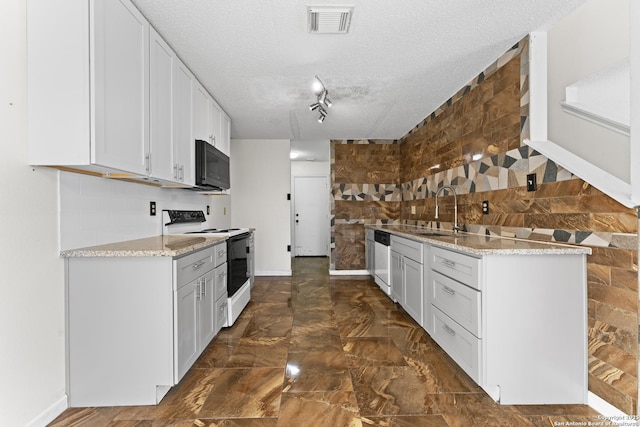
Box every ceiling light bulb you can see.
[318,114,326,123]
[309,102,321,111]
[324,96,332,107]
[312,76,324,94]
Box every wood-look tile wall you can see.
[331,141,399,270]
[330,37,639,414]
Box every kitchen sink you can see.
[415,232,449,237]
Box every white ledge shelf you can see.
[524,139,637,209]
[561,102,630,136]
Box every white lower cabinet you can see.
[374,229,588,405]
[174,244,227,383]
[66,242,227,407]
[390,235,424,326]
[427,245,587,405]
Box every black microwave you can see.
[195,139,230,191]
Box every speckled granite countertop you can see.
[366,225,592,256]
[60,235,227,258]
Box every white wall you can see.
[0,2,67,425]
[59,173,222,250]
[547,0,630,181]
[231,140,292,275]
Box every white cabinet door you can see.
[403,257,423,326]
[210,98,223,150]
[92,0,149,175]
[193,81,211,143]
[390,251,403,304]
[198,270,217,350]
[175,282,199,382]
[149,27,175,182]
[220,111,231,156]
[174,59,195,185]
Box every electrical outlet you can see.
[526,173,537,191]
[149,201,156,216]
[482,200,489,215]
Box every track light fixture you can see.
[309,75,332,122]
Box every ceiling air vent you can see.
[308,6,353,34]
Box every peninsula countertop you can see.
[366,225,592,256]
[60,235,227,258]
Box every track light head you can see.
[310,75,332,122]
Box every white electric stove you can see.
[163,210,251,326]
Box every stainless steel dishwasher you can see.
[373,230,391,295]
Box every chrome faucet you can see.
[434,185,461,232]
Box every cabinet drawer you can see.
[215,295,228,332]
[214,242,227,266]
[214,263,227,300]
[431,271,481,337]
[431,306,481,383]
[175,247,215,289]
[391,235,423,262]
[431,246,480,289]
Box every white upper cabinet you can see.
[173,59,195,186]
[220,111,231,157]
[193,81,211,144]
[149,27,195,186]
[193,80,230,157]
[28,0,150,176]
[149,27,176,182]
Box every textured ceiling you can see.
[131,0,587,143]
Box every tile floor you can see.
[50,257,600,426]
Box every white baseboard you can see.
[25,394,68,427]
[329,269,369,275]
[587,392,635,425]
[256,270,292,276]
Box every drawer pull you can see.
[442,259,456,268]
[192,261,206,270]
[217,250,225,257]
[442,285,456,296]
[442,324,456,336]
[219,302,228,311]
[201,279,206,298]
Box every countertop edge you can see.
[60,235,229,258]
[366,225,592,256]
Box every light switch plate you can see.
[411,205,416,214]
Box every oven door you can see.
[227,233,250,297]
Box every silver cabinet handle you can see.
[179,165,184,181]
[201,278,206,298]
[442,259,456,268]
[217,250,225,257]
[145,153,151,174]
[192,261,205,270]
[442,324,456,336]
[219,302,228,311]
[442,285,456,296]
[196,281,201,300]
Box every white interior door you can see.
[293,176,329,256]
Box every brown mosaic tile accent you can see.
[329,35,639,413]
